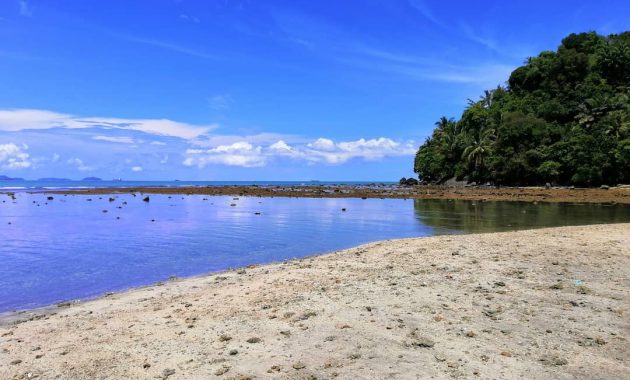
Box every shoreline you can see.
[1,224,628,379]
[30,184,630,204]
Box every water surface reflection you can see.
[1,193,628,312]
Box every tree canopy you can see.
[414,31,630,186]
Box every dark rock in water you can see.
[109,197,115,202]
[341,208,347,212]
[143,196,150,202]
[47,196,54,200]
[399,177,408,185]
[405,178,419,186]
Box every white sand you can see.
[1,224,629,379]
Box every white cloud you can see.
[183,137,415,168]
[131,166,143,172]
[184,141,266,168]
[190,132,297,148]
[92,135,136,144]
[268,140,303,158]
[0,109,216,140]
[66,158,94,172]
[0,143,31,169]
[51,153,60,163]
[307,137,335,151]
[305,137,415,164]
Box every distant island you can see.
[82,177,102,181]
[414,31,629,187]
[0,175,24,181]
[38,177,72,181]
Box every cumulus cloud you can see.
[183,137,415,168]
[131,166,143,172]
[184,141,266,168]
[307,137,413,164]
[307,138,336,151]
[0,109,216,140]
[0,143,31,169]
[66,158,94,172]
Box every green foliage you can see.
[414,31,630,186]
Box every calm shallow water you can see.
[1,193,628,312]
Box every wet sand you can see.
[1,224,628,379]
[44,185,630,204]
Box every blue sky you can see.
[0,0,628,180]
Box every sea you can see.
[1,181,628,313]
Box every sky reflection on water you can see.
[1,193,628,312]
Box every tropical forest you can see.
[413,31,630,186]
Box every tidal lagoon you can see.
[1,192,628,312]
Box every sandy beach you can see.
[1,224,629,379]
[45,185,630,204]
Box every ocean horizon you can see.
[0,179,397,191]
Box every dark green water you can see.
[414,199,630,233]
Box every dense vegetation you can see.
[414,32,630,186]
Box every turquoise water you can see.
[0,192,628,312]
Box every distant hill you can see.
[0,175,24,181]
[82,177,102,181]
[414,31,629,186]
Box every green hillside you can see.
[414,32,629,186]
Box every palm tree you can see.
[435,117,458,160]
[462,127,496,172]
[480,90,494,108]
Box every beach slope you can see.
[1,224,629,379]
